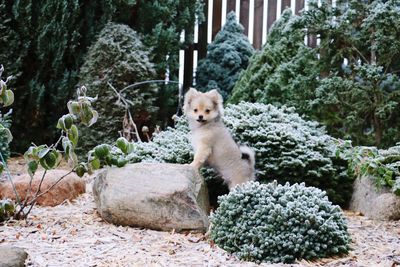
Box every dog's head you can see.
[183,88,223,124]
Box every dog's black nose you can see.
[198,115,203,120]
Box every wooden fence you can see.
[181,0,307,89]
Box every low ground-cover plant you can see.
[209,181,350,264]
[118,102,352,206]
[340,143,400,195]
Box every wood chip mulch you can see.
[1,158,399,266]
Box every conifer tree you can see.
[78,23,158,152]
[0,0,136,151]
[196,12,254,100]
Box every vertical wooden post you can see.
[183,31,194,90]
[226,0,236,14]
[240,0,250,36]
[253,0,264,49]
[267,0,277,33]
[295,0,305,14]
[212,0,223,40]
[197,1,209,60]
[281,0,291,13]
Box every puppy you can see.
[183,88,255,190]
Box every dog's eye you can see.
[194,109,198,113]
[205,109,210,114]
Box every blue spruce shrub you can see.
[210,181,350,264]
[196,12,254,100]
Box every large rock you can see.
[93,163,210,232]
[0,246,28,267]
[350,175,400,220]
[0,170,85,206]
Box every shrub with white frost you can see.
[209,181,350,264]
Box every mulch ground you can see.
[1,157,399,267]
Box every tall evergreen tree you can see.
[0,0,137,151]
[196,12,254,100]
[78,23,158,153]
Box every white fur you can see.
[184,88,255,189]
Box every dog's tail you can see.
[240,146,256,179]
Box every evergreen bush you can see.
[0,0,136,151]
[210,181,350,263]
[229,1,400,148]
[196,12,254,100]
[223,102,352,206]
[78,23,158,152]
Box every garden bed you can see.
[1,158,399,266]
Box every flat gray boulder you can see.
[350,175,400,220]
[93,163,210,232]
[0,246,28,267]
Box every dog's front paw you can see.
[189,162,201,170]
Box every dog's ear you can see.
[207,89,224,116]
[183,88,199,114]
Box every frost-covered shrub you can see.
[210,181,350,264]
[223,102,352,206]
[196,12,254,100]
[127,117,193,164]
[78,23,158,153]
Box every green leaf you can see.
[67,125,79,146]
[27,160,38,176]
[2,90,14,107]
[0,125,12,143]
[75,164,87,177]
[94,144,110,159]
[90,157,101,170]
[116,137,130,154]
[38,147,50,159]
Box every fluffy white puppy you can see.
[183,88,255,189]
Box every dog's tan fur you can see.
[183,88,255,189]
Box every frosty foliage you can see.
[196,12,254,100]
[223,102,352,206]
[230,1,400,148]
[210,181,350,263]
[127,102,352,206]
[127,117,193,164]
[78,23,158,153]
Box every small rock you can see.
[350,175,400,220]
[0,246,28,267]
[93,163,210,232]
[0,170,85,206]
